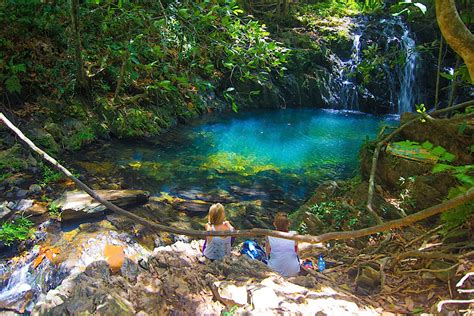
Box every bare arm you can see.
[265,237,271,256]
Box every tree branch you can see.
[1,112,473,244]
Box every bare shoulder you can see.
[224,221,234,230]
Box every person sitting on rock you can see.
[265,212,300,277]
[202,203,235,261]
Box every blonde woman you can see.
[265,212,300,277]
[203,203,235,260]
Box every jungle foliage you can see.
[0,0,288,138]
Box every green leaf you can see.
[231,101,238,113]
[5,76,21,93]
[432,163,454,173]
[223,62,234,69]
[421,141,433,150]
[458,122,467,135]
[431,146,446,157]
[440,152,456,162]
[129,71,139,81]
[12,63,26,73]
[158,80,173,91]
[440,72,453,80]
[131,55,140,65]
[454,173,474,186]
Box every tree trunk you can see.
[435,0,474,83]
[434,35,443,110]
[69,0,89,93]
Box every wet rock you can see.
[84,260,111,281]
[25,203,48,216]
[30,128,60,154]
[0,203,15,221]
[56,189,149,221]
[28,184,42,195]
[120,258,139,283]
[251,286,279,310]
[26,154,37,167]
[44,122,63,140]
[8,199,34,211]
[213,281,248,306]
[173,199,210,213]
[16,189,29,199]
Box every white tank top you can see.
[203,225,232,260]
[267,233,300,277]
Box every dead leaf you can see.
[32,254,45,269]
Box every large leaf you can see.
[432,163,454,173]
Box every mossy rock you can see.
[30,128,60,154]
[0,144,28,172]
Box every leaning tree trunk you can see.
[436,0,474,83]
[69,0,89,94]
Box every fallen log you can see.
[1,112,473,244]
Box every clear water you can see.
[72,108,390,227]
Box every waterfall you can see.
[0,249,66,313]
[338,33,363,111]
[397,24,419,114]
[328,16,420,114]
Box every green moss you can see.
[66,126,96,151]
[0,144,28,172]
[0,216,34,246]
[200,152,280,176]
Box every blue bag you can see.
[241,240,268,264]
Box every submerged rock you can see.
[55,189,149,221]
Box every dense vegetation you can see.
[1,0,288,140]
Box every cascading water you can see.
[330,16,420,114]
[397,23,419,114]
[338,33,363,111]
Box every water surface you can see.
[72,108,390,228]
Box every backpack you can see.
[240,240,268,264]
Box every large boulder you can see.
[55,190,149,222]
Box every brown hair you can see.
[273,212,290,232]
[208,203,226,225]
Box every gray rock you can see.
[28,184,42,195]
[16,189,29,199]
[84,260,111,280]
[0,203,15,221]
[56,189,149,222]
[26,154,37,167]
[9,199,34,211]
[121,258,139,284]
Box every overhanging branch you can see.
[1,112,473,244]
